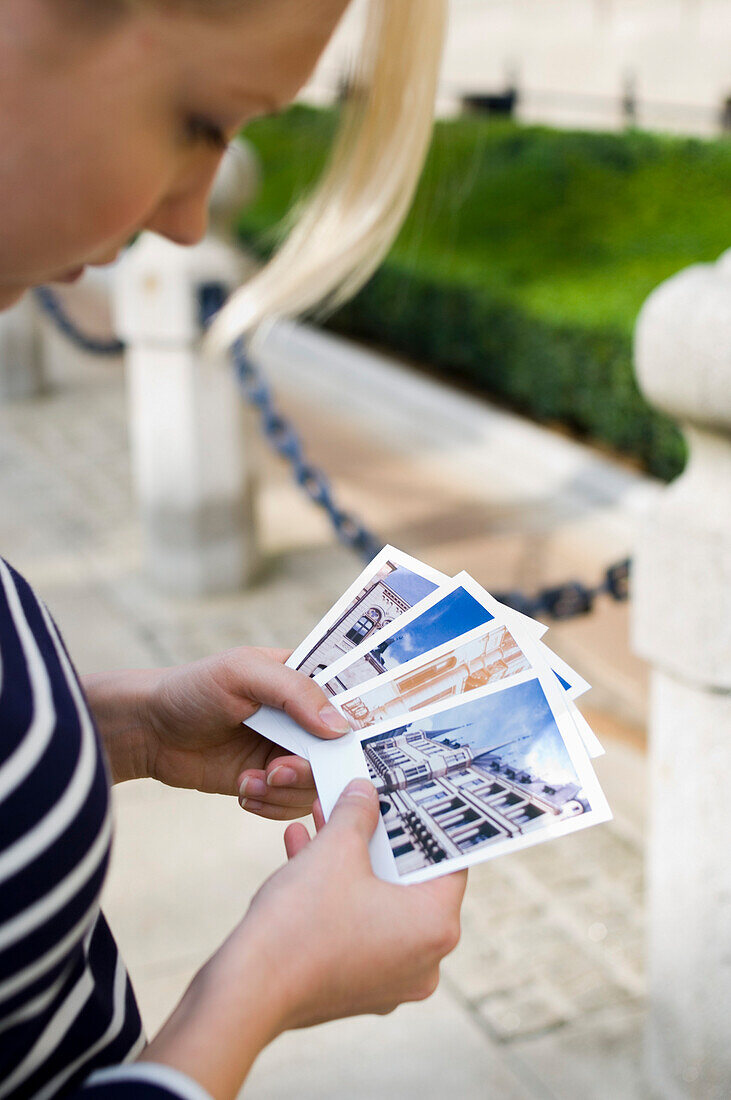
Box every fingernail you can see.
[267,765,298,787]
[319,705,350,734]
[240,799,264,813]
[238,776,267,804]
[344,778,375,799]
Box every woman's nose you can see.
[145,195,209,247]
[144,164,219,247]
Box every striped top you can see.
[0,559,211,1100]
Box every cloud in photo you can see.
[380,587,493,666]
[382,633,418,668]
[405,679,579,788]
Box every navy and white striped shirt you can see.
[0,559,212,1100]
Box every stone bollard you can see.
[113,141,261,595]
[633,249,731,1099]
[0,294,44,401]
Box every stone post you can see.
[633,249,731,1100]
[113,141,260,595]
[0,294,44,401]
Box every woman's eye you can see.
[184,116,229,152]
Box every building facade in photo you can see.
[341,625,530,729]
[297,561,418,678]
[364,729,586,875]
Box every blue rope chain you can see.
[34,286,126,357]
[32,285,630,620]
[230,337,383,562]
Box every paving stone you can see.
[478,980,573,1039]
[567,969,636,1016]
[510,1005,646,1100]
[461,865,537,911]
[442,934,528,1003]
[245,987,535,1100]
[569,883,635,929]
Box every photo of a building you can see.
[362,680,588,875]
[340,624,530,729]
[296,561,438,678]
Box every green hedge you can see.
[327,268,685,480]
[237,108,731,480]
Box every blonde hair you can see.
[207,0,448,351]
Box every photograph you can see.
[359,677,604,879]
[337,622,531,730]
[292,546,448,679]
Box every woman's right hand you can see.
[140,779,467,1100]
[239,777,467,1027]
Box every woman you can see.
[0,1,466,1098]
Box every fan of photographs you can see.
[246,547,611,884]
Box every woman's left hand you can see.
[84,648,350,820]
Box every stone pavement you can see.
[0,323,648,1098]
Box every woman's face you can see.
[0,0,349,309]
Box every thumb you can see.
[236,651,350,740]
[324,779,380,849]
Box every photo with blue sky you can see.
[368,587,494,672]
[365,679,582,791]
[381,565,439,607]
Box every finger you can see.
[321,779,380,863]
[241,786,316,811]
[417,868,469,909]
[312,799,326,832]
[242,800,315,822]
[237,756,313,797]
[238,771,315,809]
[256,647,294,665]
[237,771,268,804]
[228,650,351,740]
[284,822,311,859]
[265,756,314,789]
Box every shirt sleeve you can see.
[71,1063,215,1100]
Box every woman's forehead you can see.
[146,0,350,108]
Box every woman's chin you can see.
[53,266,86,284]
[0,285,28,312]
[0,267,86,312]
